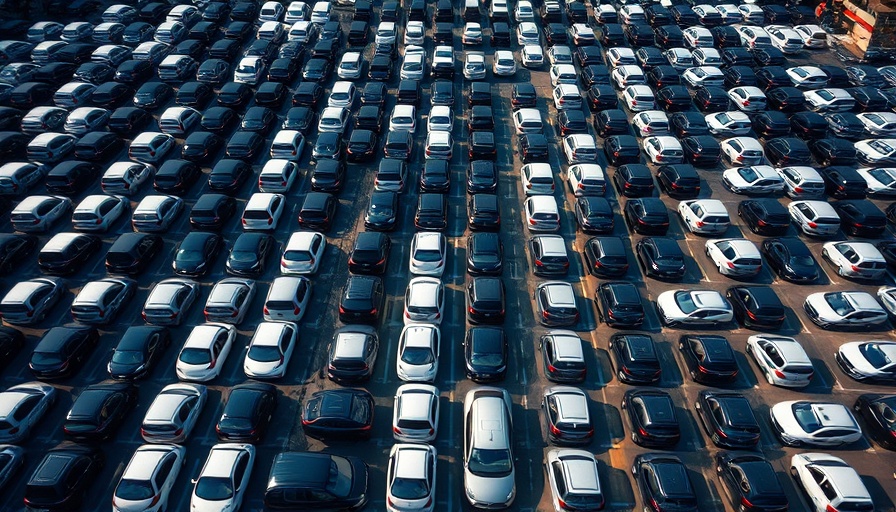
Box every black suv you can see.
[633,455,697,512]
[614,164,655,197]
[105,232,162,275]
[594,109,629,138]
[595,282,644,328]
[464,327,508,382]
[190,193,236,231]
[738,199,791,236]
[624,198,670,235]
[608,334,661,384]
[467,232,503,276]
[339,275,384,323]
[833,200,887,238]
[716,453,788,512]
[624,390,681,447]
[582,237,629,278]
[415,193,448,231]
[348,232,391,275]
[820,166,867,199]
[681,136,721,168]
[466,277,505,324]
[679,335,738,384]
[656,164,700,198]
[636,237,686,280]
[24,445,104,511]
[696,390,761,449]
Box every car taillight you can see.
[793,186,803,193]
[468,306,475,314]
[535,259,543,266]
[268,216,273,225]
[715,427,729,438]
[696,221,705,227]
[95,218,103,224]
[774,369,786,378]
[726,261,735,268]
[549,423,562,436]
[241,218,247,225]
[826,505,839,512]
[851,265,861,272]
[263,306,269,315]
[208,357,217,369]
[807,221,817,228]
[529,218,536,224]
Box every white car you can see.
[204,278,256,324]
[619,4,646,24]
[463,22,483,45]
[682,26,713,48]
[770,401,862,447]
[549,64,577,86]
[721,137,764,166]
[737,25,772,48]
[142,277,199,326]
[387,444,437,512]
[113,444,185,512]
[410,232,446,276]
[190,444,255,512]
[857,166,896,196]
[857,112,896,137]
[240,192,285,231]
[71,194,127,232]
[622,85,657,112]
[243,321,297,379]
[521,163,555,195]
[393,383,440,443]
[777,166,825,198]
[656,289,733,327]
[562,134,597,164]
[837,339,896,382]
[405,21,425,45]
[397,323,440,382]
[175,322,237,382]
[101,162,153,196]
[492,50,516,76]
[234,56,264,85]
[722,165,785,194]
[790,453,874,512]
[514,0,535,21]
[821,241,886,281]
[401,53,425,80]
[567,164,606,196]
[405,277,444,325]
[546,46,573,67]
[516,22,540,45]
[767,25,803,54]
[788,200,841,237]
[663,48,693,70]
[9,195,70,232]
[794,24,828,48]
[464,53,486,80]
[746,334,814,388]
[641,136,683,164]
[677,199,730,235]
[521,45,544,68]
[64,107,110,135]
[856,138,896,165]
[389,104,417,133]
[427,106,453,133]
[606,47,636,68]
[705,238,762,277]
[727,86,767,112]
[682,66,724,88]
[375,21,397,45]
[692,47,721,66]
[803,291,889,329]
[281,231,326,274]
[786,66,829,89]
[140,383,206,443]
[327,81,356,108]
[716,4,743,24]
[318,106,350,134]
[524,196,561,232]
[611,65,646,89]
[463,387,515,509]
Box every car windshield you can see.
[869,140,895,154]
[284,250,311,262]
[414,249,442,262]
[391,476,430,500]
[401,346,434,365]
[248,345,281,363]
[176,248,203,263]
[860,343,894,369]
[115,479,154,500]
[195,476,233,500]
[868,168,896,186]
[111,350,143,365]
[791,402,823,432]
[179,347,211,365]
[468,448,512,476]
[674,291,698,314]
[826,292,855,316]
[326,458,353,498]
[737,167,758,182]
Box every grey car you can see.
[0,382,56,443]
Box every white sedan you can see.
[396,323,440,382]
[746,334,814,388]
[405,277,445,325]
[190,443,255,512]
[856,138,896,165]
[803,291,889,329]
[427,106,453,133]
[770,401,862,447]
[705,111,752,136]
[387,444,438,512]
[400,53,425,80]
[682,66,724,88]
[243,321,297,379]
[790,454,873,512]
[176,323,237,382]
[493,50,517,76]
[721,166,785,194]
[856,167,896,196]
[836,340,896,383]
[655,289,733,327]
[704,238,762,277]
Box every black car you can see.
[383,130,412,161]
[464,327,508,382]
[467,232,503,276]
[596,282,644,328]
[196,59,230,86]
[577,47,605,68]
[693,85,729,112]
[624,23,655,47]
[301,389,375,440]
[107,325,170,380]
[808,139,856,167]
[24,445,104,512]
[292,82,323,108]
[431,80,454,106]
[189,194,236,231]
[225,130,264,160]
[633,455,698,512]
[283,106,315,134]
[74,62,114,84]
[609,334,661,384]
[415,193,447,231]
[467,160,498,195]
[581,236,628,278]
[364,191,397,231]
[346,130,377,163]
[0,234,36,274]
[790,112,828,140]
[670,112,710,138]
[834,200,887,238]
[595,109,629,137]
[519,133,549,162]
[367,55,392,81]
[820,165,867,199]
[599,23,626,47]
[223,20,253,40]
[756,67,791,91]
[636,47,666,69]
[209,39,240,61]
[826,112,866,140]
[766,87,806,112]
[716,453,789,512]
[614,164,655,197]
[846,64,886,87]
[241,106,277,134]
[637,236,686,280]
[310,159,345,193]
[574,196,614,234]
[712,26,741,48]
[466,277,505,324]
[105,232,162,275]
[544,23,567,46]
[582,66,612,91]
[302,58,331,82]
[670,4,697,25]
[0,108,23,131]
[681,136,722,168]
[624,198,670,235]
[114,60,152,84]
[509,83,536,109]
[727,286,786,330]
[419,160,449,194]
[226,233,273,278]
[566,0,588,22]
[217,82,253,108]
[764,137,811,166]
[468,82,491,107]
[645,4,671,26]
[38,232,100,275]
[646,65,682,89]
[820,64,851,87]
[201,106,238,134]
[761,238,820,283]
[854,394,896,450]
[297,192,337,232]
[623,390,681,447]
[469,131,496,160]
[181,132,223,164]
[255,82,287,108]
[557,111,587,136]
[216,382,277,443]
[738,199,790,236]
[173,231,223,277]
[74,132,121,162]
[655,85,692,112]
[752,111,792,139]
[468,194,500,232]
[348,232,390,275]
[679,335,738,384]
[339,275,384,323]
[207,159,250,195]
[604,135,641,166]
[263,452,369,511]
[29,326,98,379]
[63,381,137,441]
[133,82,172,111]
[654,24,684,48]
[8,82,54,110]
[695,391,760,449]
[723,66,757,88]
[849,86,887,112]
[751,47,786,67]
[355,105,383,133]
[656,164,700,198]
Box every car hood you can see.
[838,342,887,375]
[464,470,515,507]
[805,295,839,321]
[769,402,802,432]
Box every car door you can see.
[231,452,251,506]
[154,453,177,500]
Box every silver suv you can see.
[463,387,515,509]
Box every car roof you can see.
[202,445,245,478]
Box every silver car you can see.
[71,277,136,325]
[0,277,64,325]
[0,382,56,443]
[463,386,515,509]
[204,278,256,324]
[142,278,199,326]
[141,383,207,443]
